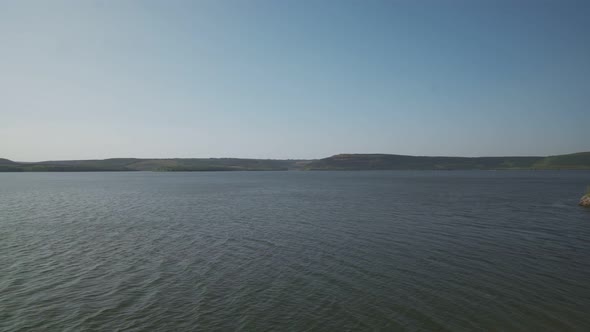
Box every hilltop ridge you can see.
[303,152,590,170]
[0,158,309,172]
[1,152,589,172]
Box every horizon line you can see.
[4,150,588,163]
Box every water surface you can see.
[1,171,589,331]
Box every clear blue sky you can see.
[1,0,588,161]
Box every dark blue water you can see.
[1,171,589,331]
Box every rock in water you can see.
[580,195,590,207]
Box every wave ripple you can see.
[1,171,590,331]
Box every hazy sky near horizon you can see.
[1,0,589,161]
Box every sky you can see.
[1,0,589,161]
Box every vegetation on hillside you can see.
[1,152,589,172]
[303,152,590,170]
[532,152,590,170]
[0,158,307,172]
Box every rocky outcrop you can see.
[580,195,590,207]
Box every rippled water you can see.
[1,171,589,331]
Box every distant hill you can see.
[1,152,589,172]
[303,152,590,170]
[0,158,310,172]
[126,158,300,171]
[531,152,590,170]
[0,158,21,172]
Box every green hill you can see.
[1,152,589,172]
[126,158,300,171]
[304,152,590,170]
[0,158,309,172]
[531,152,590,170]
[0,158,24,172]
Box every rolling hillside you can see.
[303,152,590,170]
[1,152,589,171]
[0,158,309,172]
